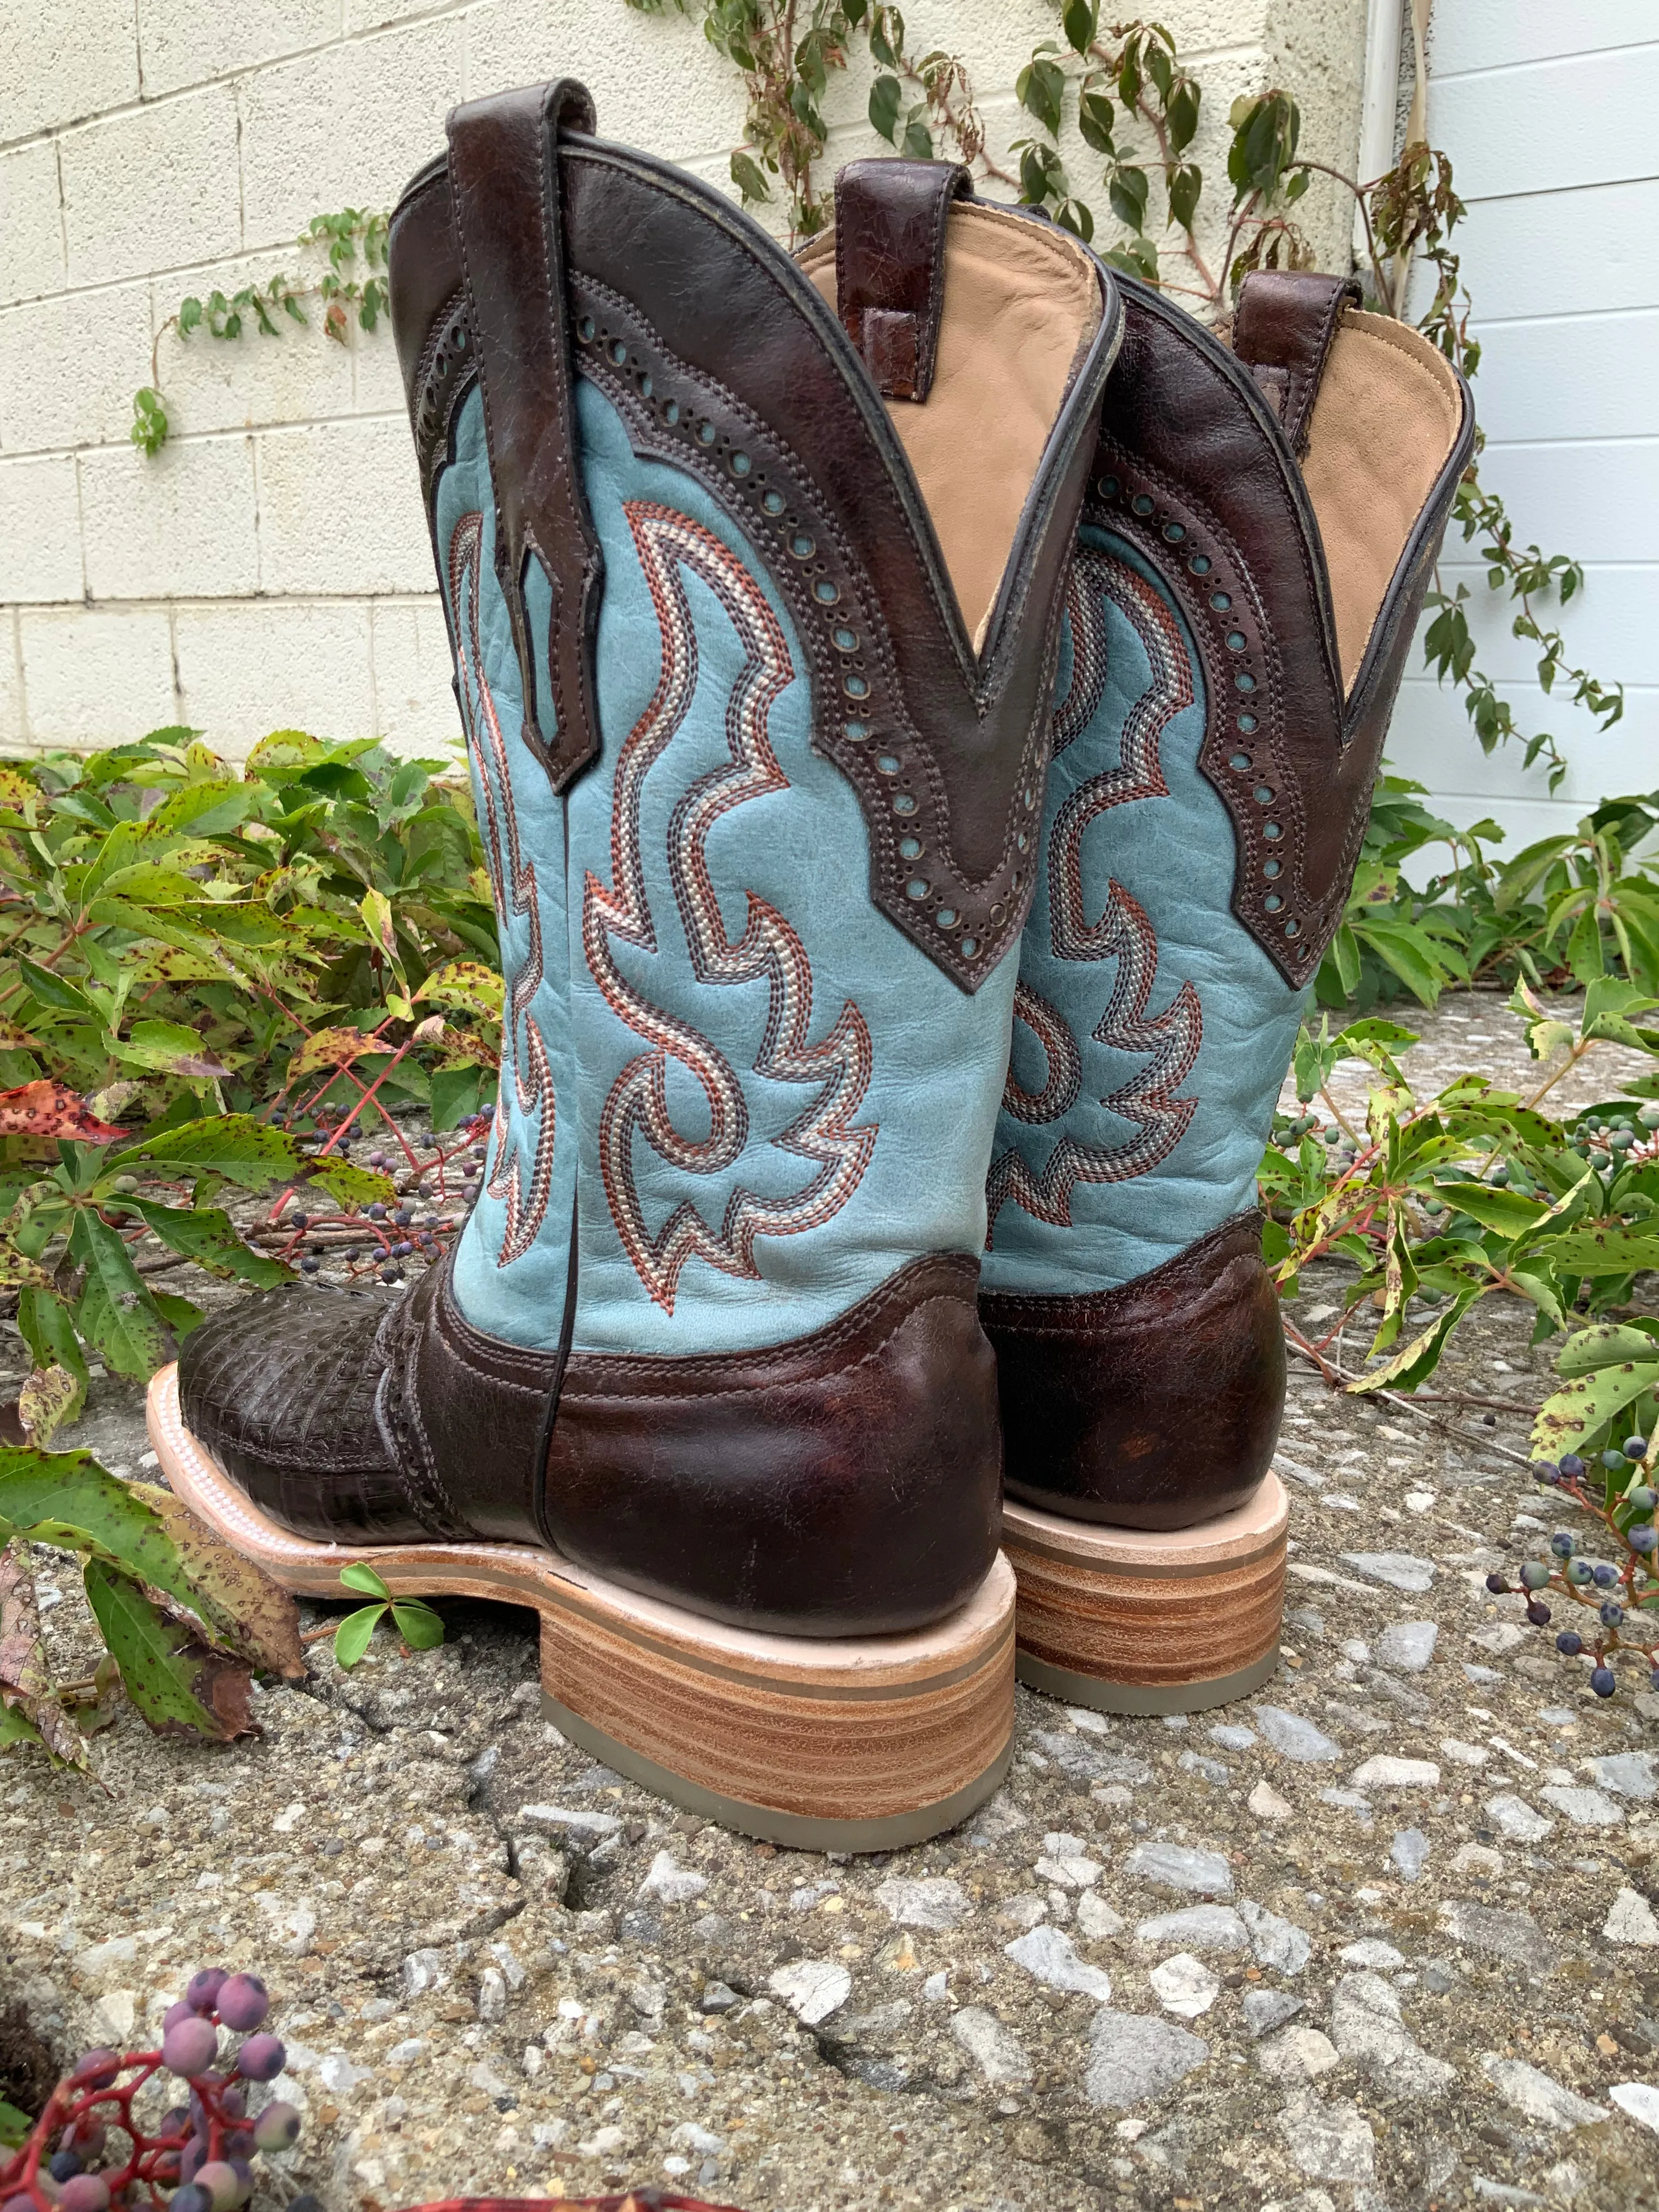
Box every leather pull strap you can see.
[447,80,604,792]
[833,158,972,402]
[1232,270,1364,458]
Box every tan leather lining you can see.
[1299,308,1463,692]
[800,204,1102,650]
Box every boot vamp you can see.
[178,1285,424,1544]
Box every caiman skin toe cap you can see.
[177,1286,423,1544]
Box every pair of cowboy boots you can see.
[151,82,1471,1849]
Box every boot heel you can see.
[1001,1472,1287,1716]
[148,1364,1014,1850]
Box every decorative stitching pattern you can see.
[448,510,558,1268]
[584,502,877,1314]
[1085,436,1326,979]
[572,274,1048,989]
[987,550,1202,1237]
[410,270,1062,990]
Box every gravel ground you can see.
[2,993,1657,2212]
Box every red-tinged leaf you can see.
[0,1081,127,1143]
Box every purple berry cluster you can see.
[0,1967,309,2212]
[1484,1435,1659,1699]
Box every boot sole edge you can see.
[1003,1474,1287,1716]
[148,1362,1015,1849]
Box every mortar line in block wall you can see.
[0,412,416,468]
[0,0,486,161]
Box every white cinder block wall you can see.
[0,0,1368,760]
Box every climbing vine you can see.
[130,209,388,458]
[629,1,1622,798]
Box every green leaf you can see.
[333,1601,386,1669]
[112,1019,232,1080]
[339,1560,392,1600]
[1347,1288,1482,1396]
[1077,88,1115,154]
[81,1559,228,1737]
[1017,54,1066,137]
[69,1210,170,1379]
[1167,161,1201,230]
[1166,78,1200,153]
[0,2096,32,2149]
[1555,1322,1659,1377]
[430,1066,487,1131]
[868,72,902,142]
[304,1154,396,1209]
[390,1598,445,1650]
[115,1114,304,1192]
[124,1198,292,1287]
[1433,1181,1550,1238]
[729,149,771,205]
[1109,165,1150,232]
[18,958,93,1015]
[1062,0,1097,54]
[1533,1358,1659,1459]
[1542,1225,1659,1275]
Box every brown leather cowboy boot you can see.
[979,269,1473,1711]
[149,87,1121,1844]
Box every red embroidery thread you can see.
[585,503,876,1312]
[449,510,557,1267]
[989,550,1203,1237]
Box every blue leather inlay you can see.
[436,379,1017,1355]
[980,526,1307,1297]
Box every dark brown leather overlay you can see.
[389,116,1120,991]
[981,1213,1285,1531]
[446,83,605,792]
[1232,270,1362,456]
[180,1252,1002,1638]
[833,159,972,402]
[1080,275,1473,982]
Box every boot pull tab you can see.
[447,79,605,793]
[1232,270,1364,459]
[834,159,973,402]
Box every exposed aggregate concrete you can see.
[2,996,1656,2211]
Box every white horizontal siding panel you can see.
[1425,564,1659,689]
[1427,45,1659,202]
[1434,179,1659,322]
[1385,675,1659,808]
[1431,0,1655,78]
[1460,441,1659,565]
[1464,310,1658,444]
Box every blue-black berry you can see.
[1485,1572,1509,1594]
[1556,1631,1583,1656]
[300,1257,320,1274]
[1624,1436,1649,1460]
[1592,1563,1619,1588]
[1550,1531,1574,1556]
[1559,1453,1587,1479]
[1591,1666,1617,1698]
[1525,1600,1551,1626]
[1630,1524,1657,1553]
[1600,1600,1625,1628]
